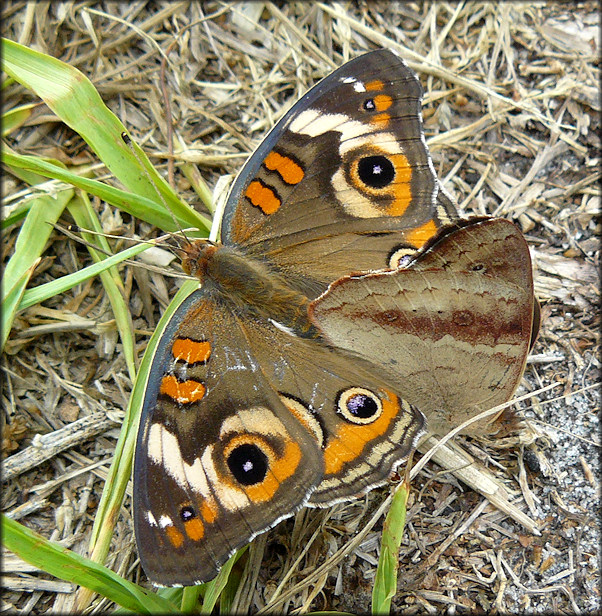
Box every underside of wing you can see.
[310,218,537,437]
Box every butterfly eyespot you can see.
[227,443,269,486]
[362,94,393,114]
[357,156,395,189]
[471,263,486,272]
[388,246,415,269]
[362,98,376,111]
[382,310,400,323]
[337,387,383,425]
[180,505,196,521]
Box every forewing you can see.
[221,49,458,293]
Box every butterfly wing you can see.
[309,218,537,436]
[133,291,323,585]
[239,314,426,507]
[134,289,424,585]
[220,49,457,294]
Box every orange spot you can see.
[184,517,204,541]
[373,94,393,111]
[323,390,400,475]
[165,525,184,548]
[245,180,281,214]
[244,441,302,503]
[366,79,384,91]
[371,112,390,126]
[200,500,218,524]
[264,151,304,185]
[160,376,206,404]
[172,338,211,364]
[405,219,438,248]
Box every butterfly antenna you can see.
[120,132,193,252]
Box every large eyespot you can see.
[356,155,395,189]
[226,442,269,486]
[337,387,383,425]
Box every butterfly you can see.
[132,49,537,586]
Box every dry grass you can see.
[2,2,600,614]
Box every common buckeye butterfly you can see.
[132,49,537,586]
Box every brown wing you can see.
[133,291,323,586]
[134,288,425,585]
[239,313,425,507]
[310,218,537,436]
[220,49,457,295]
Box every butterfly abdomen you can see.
[183,240,317,337]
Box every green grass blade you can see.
[2,515,178,614]
[372,480,410,615]
[19,241,152,311]
[3,150,210,233]
[2,262,38,349]
[2,37,210,235]
[180,586,204,613]
[1,190,73,350]
[2,198,32,229]
[2,102,37,136]
[67,192,138,380]
[200,548,247,614]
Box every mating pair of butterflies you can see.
[132,49,539,586]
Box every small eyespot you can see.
[180,505,196,522]
[227,443,269,486]
[337,387,383,425]
[363,98,376,111]
[357,156,395,189]
[471,263,485,272]
[388,246,415,269]
[452,310,474,327]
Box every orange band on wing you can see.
[373,94,392,111]
[405,219,438,248]
[323,390,400,475]
[387,153,412,216]
[264,151,304,185]
[160,376,206,404]
[172,338,211,364]
[200,499,218,524]
[245,180,281,215]
[371,112,391,127]
[165,525,184,548]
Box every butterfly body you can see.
[180,240,315,336]
[133,49,537,586]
